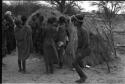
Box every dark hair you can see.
[47,17,57,24]
[75,14,85,21]
[58,16,66,24]
[21,15,27,25]
[36,13,40,17]
[71,14,85,26]
[39,16,44,22]
[15,18,22,26]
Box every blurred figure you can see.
[4,11,16,54]
[2,16,8,65]
[56,16,70,68]
[71,14,91,83]
[43,17,58,74]
[14,15,33,73]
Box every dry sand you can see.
[2,50,125,84]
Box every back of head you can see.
[47,17,57,25]
[15,18,22,27]
[71,14,85,27]
[58,16,66,25]
[39,15,44,23]
[21,15,27,25]
[36,13,40,17]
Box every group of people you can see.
[2,11,91,83]
[2,11,33,73]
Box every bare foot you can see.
[75,78,86,83]
[18,69,23,72]
[21,70,30,74]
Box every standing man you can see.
[56,16,69,68]
[71,14,91,83]
[14,16,33,73]
[43,17,59,74]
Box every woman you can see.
[14,16,33,73]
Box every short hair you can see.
[47,17,57,24]
[71,14,85,26]
[15,18,22,26]
[58,16,66,24]
[21,15,27,25]
[75,14,85,21]
[39,15,44,22]
[36,13,40,17]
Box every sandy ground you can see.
[2,50,125,84]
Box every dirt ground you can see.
[2,49,125,84]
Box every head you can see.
[47,16,57,26]
[71,14,85,27]
[36,13,40,18]
[39,15,44,23]
[5,11,12,16]
[32,15,37,21]
[14,18,22,27]
[58,16,67,25]
[21,15,27,25]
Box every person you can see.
[43,17,59,74]
[4,11,16,54]
[2,16,8,65]
[71,14,91,83]
[32,13,41,53]
[36,15,45,54]
[14,16,33,73]
[56,16,70,68]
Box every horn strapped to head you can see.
[71,15,84,23]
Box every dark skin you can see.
[43,17,58,74]
[15,23,26,73]
[17,16,32,74]
[71,15,90,83]
[55,16,70,68]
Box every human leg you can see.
[72,57,87,83]
[58,47,64,68]
[18,59,22,72]
[22,59,26,73]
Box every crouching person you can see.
[14,16,33,73]
[43,17,58,74]
[71,14,91,83]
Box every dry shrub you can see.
[82,16,113,66]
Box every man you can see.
[71,14,91,83]
[36,15,44,54]
[43,17,59,74]
[14,16,33,73]
[56,16,69,68]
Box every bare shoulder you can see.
[23,25,32,32]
